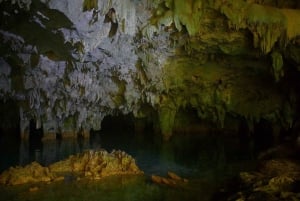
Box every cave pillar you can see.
[19,108,29,140]
[158,106,176,141]
[20,123,29,140]
[42,120,57,140]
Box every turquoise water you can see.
[0,131,257,201]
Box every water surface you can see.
[0,131,257,201]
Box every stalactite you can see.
[158,106,177,141]
[271,51,284,82]
[221,1,300,54]
[143,0,203,37]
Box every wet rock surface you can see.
[215,144,300,201]
[0,149,143,185]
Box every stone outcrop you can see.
[0,149,143,185]
[220,159,300,201]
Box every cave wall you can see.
[0,0,300,140]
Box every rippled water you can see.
[0,131,257,201]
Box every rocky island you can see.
[0,149,143,185]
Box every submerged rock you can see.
[0,149,143,185]
[151,171,188,187]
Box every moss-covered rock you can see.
[159,55,283,137]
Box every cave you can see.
[100,114,135,132]
[1,0,300,200]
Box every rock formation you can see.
[224,159,300,201]
[1,0,300,140]
[0,149,143,185]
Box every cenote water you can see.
[0,130,260,201]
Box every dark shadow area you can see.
[0,100,20,172]
[237,118,274,157]
[101,113,135,132]
[89,129,102,150]
[28,119,43,163]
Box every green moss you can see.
[220,1,287,53]
[63,116,76,130]
[83,0,98,12]
[146,0,203,36]
[246,4,285,24]
[161,54,284,129]
[220,1,300,54]
[173,0,203,35]
[280,9,300,41]
[121,19,126,33]
[158,105,176,141]
[219,0,248,29]
[248,5,285,53]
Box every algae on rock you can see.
[83,0,98,12]
[220,0,300,54]
[157,54,285,137]
[147,0,203,36]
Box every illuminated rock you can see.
[0,162,52,185]
[0,149,143,185]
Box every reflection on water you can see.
[0,130,257,201]
[0,175,218,201]
[18,138,91,167]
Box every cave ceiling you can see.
[0,0,300,139]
